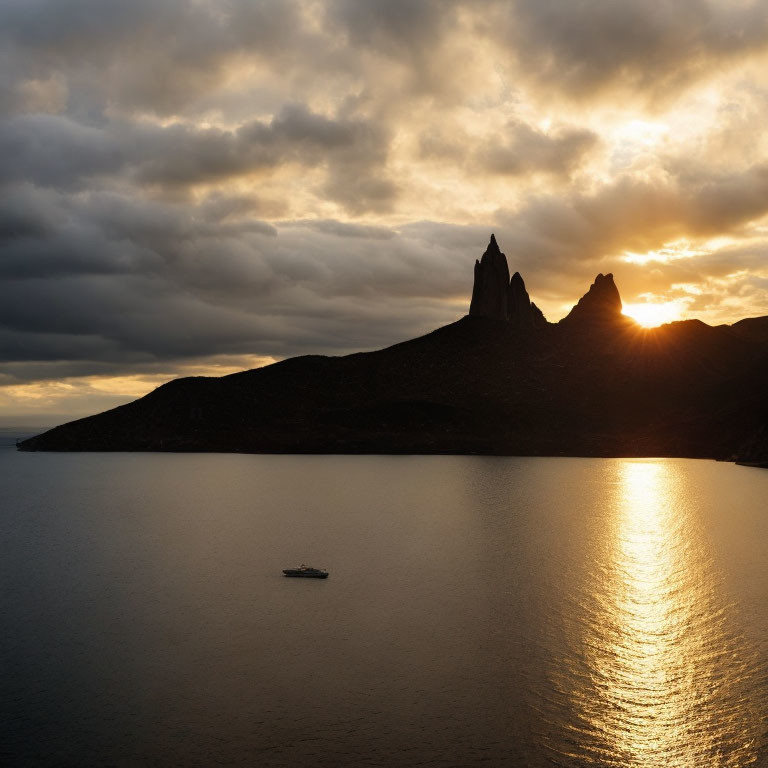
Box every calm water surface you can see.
[2,446,768,767]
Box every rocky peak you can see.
[561,273,623,325]
[469,234,510,320]
[469,235,547,326]
[509,272,547,327]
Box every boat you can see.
[282,564,329,579]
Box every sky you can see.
[2,0,768,425]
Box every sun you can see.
[622,301,684,328]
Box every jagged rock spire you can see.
[561,273,623,324]
[469,235,547,326]
[469,234,510,320]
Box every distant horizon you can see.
[10,284,768,431]
[0,421,75,431]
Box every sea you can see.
[2,427,768,767]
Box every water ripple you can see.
[543,461,766,767]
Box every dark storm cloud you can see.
[0,186,58,240]
[0,181,475,383]
[0,187,180,279]
[132,103,389,188]
[491,0,768,101]
[0,325,123,363]
[0,105,396,211]
[0,270,282,369]
[0,114,123,188]
[132,104,374,185]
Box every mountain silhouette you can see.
[18,236,768,465]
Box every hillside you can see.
[19,237,768,462]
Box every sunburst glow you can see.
[622,301,685,327]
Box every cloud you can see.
[4,0,766,124]
[134,103,389,188]
[476,121,598,178]
[491,0,768,102]
[0,103,398,212]
[0,183,477,385]
[0,114,123,188]
[0,0,308,117]
[496,164,768,273]
[325,0,465,98]
[418,118,598,186]
[295,220,397,240]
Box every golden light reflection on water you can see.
[547,461,765,767]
